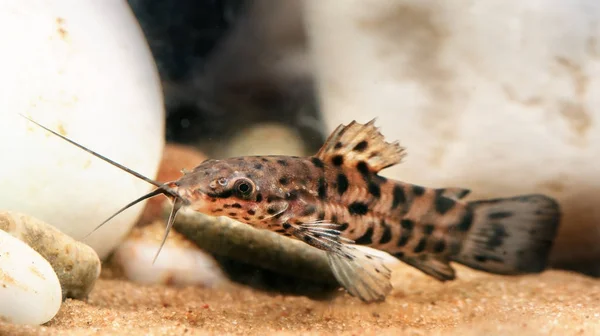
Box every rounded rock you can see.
[111,220,227,288]
[0,1,165,260]
[0,229,62,325]
[0,211,101,300]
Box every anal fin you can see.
[315,119,406,173]
[327,244,393,302]
[395,253,456,281]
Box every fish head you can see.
[173,157,288,224]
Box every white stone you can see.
[112,222,227,288]
[113,240,227,288]
[0,1,165,259]
[304,0,600,266]
[0,229,62,325]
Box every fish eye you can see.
[234,178,254,197]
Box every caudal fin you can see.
[452,194,560,275]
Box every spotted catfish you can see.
[23,116,561,303]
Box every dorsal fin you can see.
[436,188,471,200]
[315,119,406,173]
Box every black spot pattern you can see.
[379,222,392,244]
[277,159,288,166]
[267,206,279,215]
[255,194,263,202]
[401,219,414,230]
[353,140,368,152]
[434,195,456,215]
[356,161,370,177]
[368,182,381,198]
[433,240,446,253]
[247,210,256,215]
[253,163,263,170]
[412,185,425,196]
[311,157,325,168]
[337,173,349,195]
[413,237,427,253]
[231,203,242,209]
[397,232,410,247]
[486,223,508,250]
[348,202,369,215]
[282,223,291,229]
[338,223,349,231]
[354,227,374,245]
[474,255,488,263]
[422,224,435,235]
[278,177,289,185]
[331,155,344,166]
[488,211,513,220]
[397,219,414,247]
[392,185,406,209]
[334,142,343,149]
[317,177,327,200]
[457,209,474,232]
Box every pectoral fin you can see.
[284,222,393,302]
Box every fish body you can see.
[22,116,561,303]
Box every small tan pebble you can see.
[111,220,228,288]
[138,143,207,225]
[0,211,101,300]
[223,122,308,158]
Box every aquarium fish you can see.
[22,116,561,303]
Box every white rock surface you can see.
[112,222,227,288]
[304,0,600,267]
[0,229,62,325]
[0,1,165,260]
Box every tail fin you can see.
[451,194,560,275]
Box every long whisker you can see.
[19,114,165,189]
[21,114,188,263]
[153,197,184,264]
[83,188,168,239]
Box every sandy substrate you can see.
[1,263,599,336]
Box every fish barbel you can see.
[22,116,561,303]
